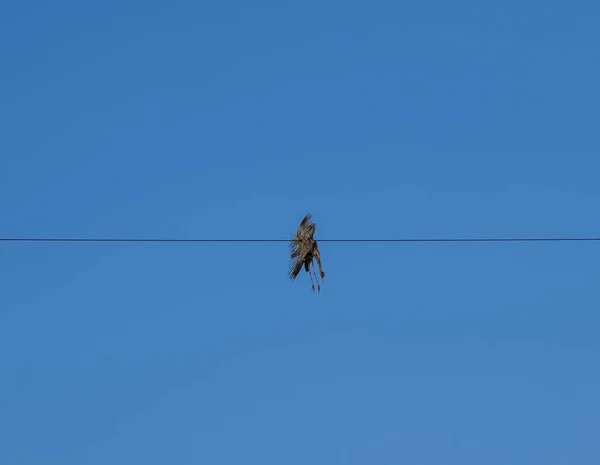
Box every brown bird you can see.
[288,213,326,293]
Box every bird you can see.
[288,213,325,293]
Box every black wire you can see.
[0,237,599,243]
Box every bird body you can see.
[288,213,325,293]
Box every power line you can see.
[0,237,599,243]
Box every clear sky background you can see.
[1,1,599,464]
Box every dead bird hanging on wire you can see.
[288,213,326,293]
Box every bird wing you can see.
[299,213,312,228]
[296,213,316,239]
[288,213,318,280]
[288,239,307,280]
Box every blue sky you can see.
[1,0,599,463]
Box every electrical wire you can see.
[0,237,599,243]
